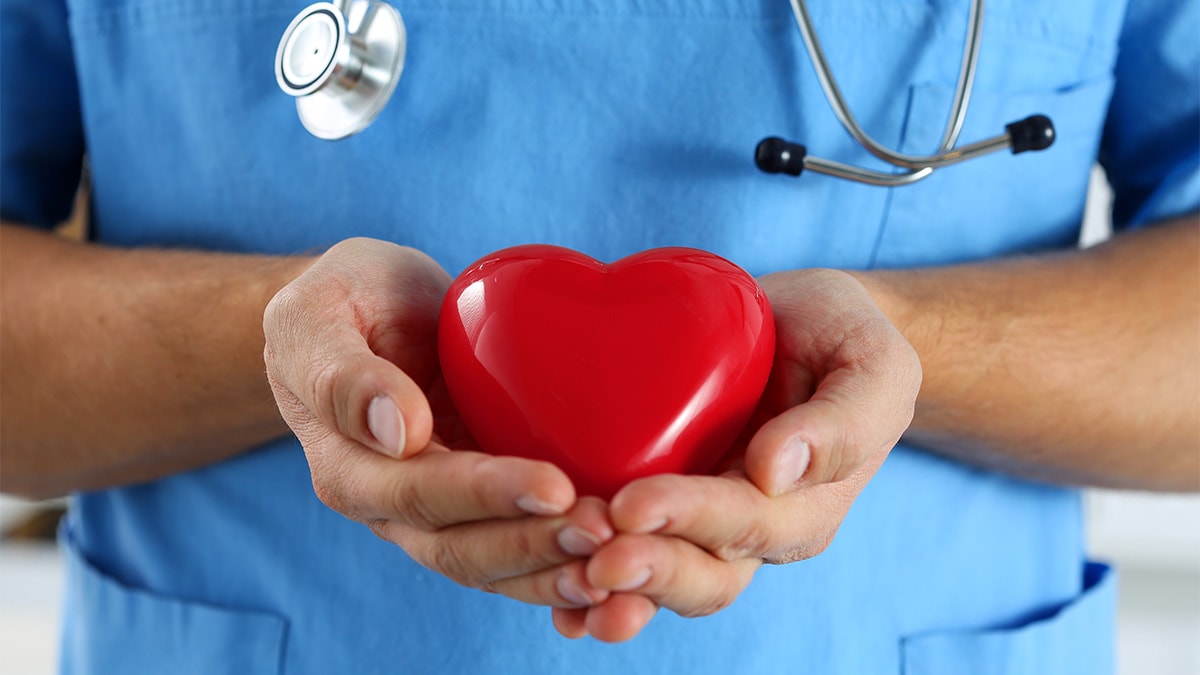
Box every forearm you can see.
[0,224,313,498]
[854,216,1200,491]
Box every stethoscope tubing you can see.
[278,0,1053,187]
[801,130,1013,186]
[788,0,990,182]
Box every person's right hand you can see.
[263,238,612,609]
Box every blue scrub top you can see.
[3,0,1197,673]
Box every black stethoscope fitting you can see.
[755,0,1056,186]
[275,0,1056,187]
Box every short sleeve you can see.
[1100,0,1200,229]
[0,0,86,229]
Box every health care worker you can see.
[2,0,1197,672]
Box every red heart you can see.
[438,245,775,499]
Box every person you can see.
[1,0,1196,672]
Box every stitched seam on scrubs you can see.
[867,85,918,270]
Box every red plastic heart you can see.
[438,245,775,499]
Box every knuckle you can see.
[426,541,487,589]
[884,335,923,394]
[262,288,312,389]
[901,339,922,376]
[267,376,308,425]
[678,592,735,619]
[263,284,325,354]
[670,568,740,619]
[390,481,442,531]
[308,356,370,441]
[310,473,350,516]
[824,434,853,482]
[802,526,837,558]
[308,358,344,420]
[469,456,510,505]
[509,521,556,568]
[504,518,535,554]
[308,451,372,522]
[814,419,862,484]
[671,556,759,619]
[262,341,279,374]
[713,521,770,562]
[366,519,390,542]
[262,283,300,334]
[770,526,837,564]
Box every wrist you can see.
[843,269,918,340]
[843,269,948,442]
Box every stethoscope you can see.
[275,0,1055,186]
[274,0,405,139]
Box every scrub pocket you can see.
[870,2,1122,268]
[873,74,1116,268]
[59,525,288,675]
[901,562,1116,675]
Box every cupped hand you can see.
[552,269,922,641]
[263,238,613,608]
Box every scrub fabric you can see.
[2,0,1197,673]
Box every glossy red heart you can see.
[438,245,775,499]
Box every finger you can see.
[583,593,659,643]
[747,331,920,495]
[586,534,759,621]
[489,560,610,608]
[262,242,450,461]
[610,473,777,560]
[370,500,611,600]
[610,472,846,564]
[264,283,435,459]
[551,607,589,639]
[307,439,576,528]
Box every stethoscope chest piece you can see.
[276,0,406,140]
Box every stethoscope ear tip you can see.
[1007,114,1056,154]
[755,137,808,176]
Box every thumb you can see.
[264,295,434,460]
[744,355,919,497]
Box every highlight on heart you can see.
[438,244,776,499]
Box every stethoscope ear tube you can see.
[759,0,1057,186]
[755,113,1055,186]
[753,138,935,187]
[274,0,1059,181]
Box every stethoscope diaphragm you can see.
[272,0,1055,186]
[275,0,405,140]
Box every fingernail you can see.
[556,573,595,607]
[631,516,668,534]
[368,396,406,458]
[516,495,566,517]
[612,566,651,592]
[771,438,811,496]
[558,526,602,557]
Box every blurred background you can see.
[1,168,1197,673]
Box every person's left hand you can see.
[550,269,922,642]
